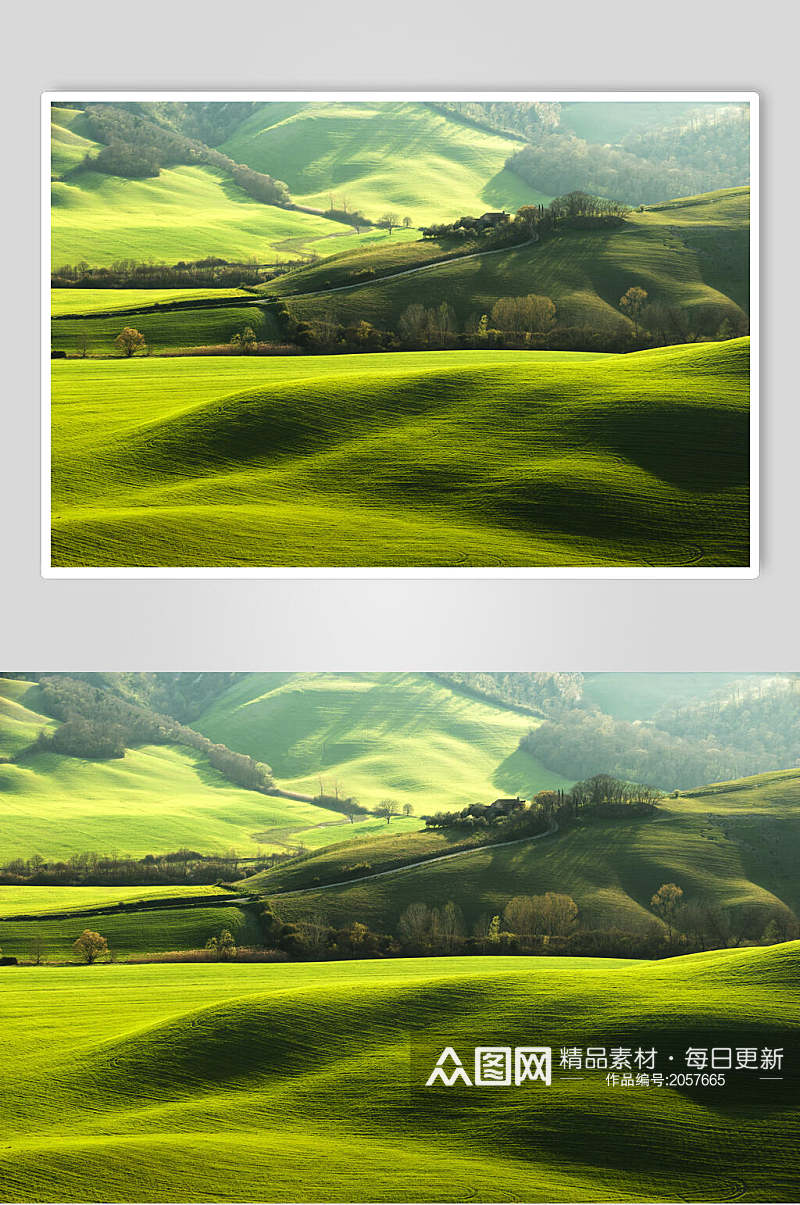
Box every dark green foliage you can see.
[22,675,274,793]
[523,678,800,790]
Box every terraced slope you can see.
[50,338,750,568]
[258,768,800,937]
[194,672,567,816]
[275,189,750,332]
[0,946,796,1201]
[0,678,333,861]
[221,100,549,223]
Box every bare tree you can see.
[375,798,401,824]
[381,212,399,235]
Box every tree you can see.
[402,215,413,228]
[619,286,648,337]
[73,929,108,964]
[402,802,414,817]
[398,901,431,944]
[114,327,146,357]
[230,325,258,354]
[650,882,683,939]
[206,928,236,961]
[77,330,89,358]
[381,212,399,234]
[376,798,401,824]
[30,937,45,966]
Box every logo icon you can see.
[426,1046,552,1087]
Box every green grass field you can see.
[51,302,281,355]
[0,678,336,861]
[257,768,800,938]
[50,338,750,568]
[274,189,749,334]
[51,163,359,269]
[0,946,796,1201]
[221,100,550,224]
[0,898,259,959]
[50,288,254,316]
[194,672,569,814]
[0,884,228,917]
[0,673,567,862]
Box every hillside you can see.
[0,946,796,1201]
[254,768,800,939]
[50,338,750,568]
[271,188,750,334]
[193,672,567,814]
[0,678,333,861]
[220,100,550,224]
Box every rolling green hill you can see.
[0,946,796,1201]
[256,768,800,938]
[193,672,567,814]
[273,188,749,334]
[50,339,749,568]
[0,678,333,861]
[221,100,550,224]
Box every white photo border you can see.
[41,90,759,580]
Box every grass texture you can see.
[221,100,549,223]
[194,671,568,813]
[0,945,796,1201]
[50,339,750,568]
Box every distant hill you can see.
[220,100,550,224]
[193,672,568,814]
[271,188,750,336]
[255,768,800,940]
[0,678,332,861]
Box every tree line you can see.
[18,675,275,794]
[80,103,292,208]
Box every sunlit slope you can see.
[0,679,332,861]
[51,163,355,268]
[0,678,57,758]
[50,105,102,177]
[278,189,750,331]
[265,769,800,935]
[221,100,548,224]
[51,288,253,315]
[50,340,750,568]
[0,947,797,1201]
[194,672,568,813]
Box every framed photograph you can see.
[1,670,796,1202]
[43,92,758,577]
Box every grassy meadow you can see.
[193,671,570,811]
[0,946,796,1201]
[48,99,751,569]
[51,339,749,567]
[220,100,550,222]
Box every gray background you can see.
[1,0,793,670]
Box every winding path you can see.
[272,818,559,898]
